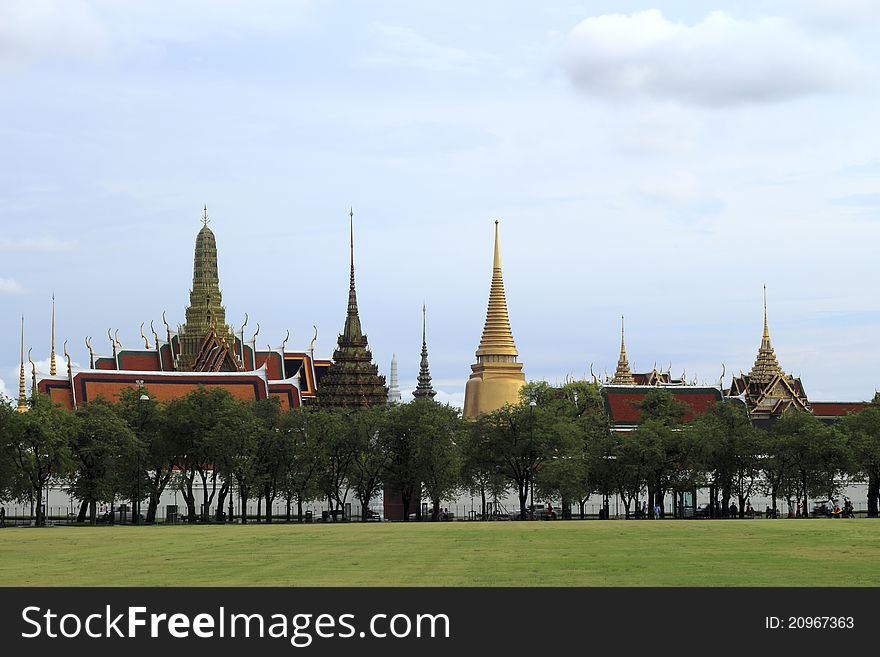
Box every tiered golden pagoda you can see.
[463,220,526,418]
[611,315,635,385]
[727,287,810,419]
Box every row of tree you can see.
[1,382,879,526]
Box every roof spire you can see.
[17,315,27,412]
[763,284,769,341]
[49,294,56,376]
[344,208,362,336]
[202,205,210,226]
[611,315,635,385]
[413,303,436,400]
[475,220,518,359]
[749,285,782,384]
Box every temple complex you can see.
[33,207,330,410]
[463,221,526,418]
[315,210,388,408]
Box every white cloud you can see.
[0,377,7,397]
[563,10,859,106]
[0,237,77,252]
[0,278,26,294]
[0,0,107,68]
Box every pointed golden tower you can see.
[463,220,526,418]
[49,294,56,376]
[17,316,27,412]
[611,315,635,385]
[749,285,782,384]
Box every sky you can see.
[2,0,880,407]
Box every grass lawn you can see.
[0,520,877,586]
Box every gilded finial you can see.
[239,313,249,364]
[202,205,210,227]
[150,321,159,350]
[63,340,71,376]
[108,329,117,357]
[49,294,56,376]
[85,336,95,368]
[28,347,36,396]
[114,329,123,349]
[763,284,769,340]
[719,363,726,389]
[281,329,290,352]
[17,316,27,412]
[251,323,260,344]
[140,322,151,349]
[309,325,318,357]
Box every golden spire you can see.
[17,316,27,412]
[140,322,151,349]
[475,220,518,359]
[49,294,56,376]
[749,284,782,384]
[611,315,635,385]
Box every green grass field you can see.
[0,520,877,586]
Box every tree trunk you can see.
[76,499,88,524]
[146,494,159,523]
[401,491,411,522]
[216,481,229,522]
[286,497,292,523]
[34,484,44,527]
[297,497,303,523]
[771,484,778,518]
[256,496,262,523]
[802,472,809,519]
[240,488,248,524]
[519,481,528,520]
[480,485,486,521]
[579,498,586,520]
[868,474,879,517]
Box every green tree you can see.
[459,419,509,519]
[349,406,389,521]
[316,408,356,519]
[115,386,166,523]
[690,400,762,518]
[165,387,236,522]
[837,401,880,516]
[69,398,139,523]
[773,408,848,518]
[4,395,75,526]
[277,407,331,522]
[413,401,463,520]
[382,402,422,521]
[636,389,689,518]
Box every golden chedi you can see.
[463,220,526,418]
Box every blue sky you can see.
[2,0,880,406]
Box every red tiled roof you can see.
[811,402,868,417]
[605,386,723,425]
